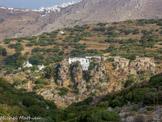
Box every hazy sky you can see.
[0,0,80,9]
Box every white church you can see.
[68,56,101,70]
[23,60,33,68]
[22,60,45,71]
[68,57,90,70]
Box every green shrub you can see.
[93,27,106,32]
[29,54,44,65]
[70,49,86,57]
[132,29,140,34]
[105,31,119,37]
[99,78,104,83]
[8,42,24,52]
[27,105,46,117]
[4,38,12,44]
[96,101,109,108]
[22,79,28,84]
[73,88,79,94]
[149,74,162,86]
[32,47,44,53]
[89,62,96,70]
[8,106,28,117]
[58,51,64,56]
[132,87,150,103]
[110,99,122,107]
[22,97,38,107]
[143,92,162,105]
[0,104,8,116]
[33,84,44,90]
[83,71,92,82]
[76,108,121,122]
[71,97,93,107]
[97,23,107,26]
[107,77,111,82]
[5,52,27,67]
[107,27,115,31]
[58,87,69,96]
[124,30,132,35]
[35,79,48,85]
[0,46,7,56]
[104,45,115,52]
[124,79,134,88]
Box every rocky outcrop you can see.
[39,56,156,107]
[70,62,87,94]
[110,56,155,79]
[70,62,84,87]
[130,56,155,74]
[55,60,70,86]
[117,105,162,122]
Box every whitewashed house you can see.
[68,57,90,70]
[38,64,45,71]
[59,31,65,34]
[23,60,33,68]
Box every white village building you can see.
[38,64,45,71]
[59,31,65,34]
[68,56,102,70]
[68,57,90,70]
[23,60,33,68]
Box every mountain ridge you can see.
[42,0,162,31]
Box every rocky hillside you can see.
[42,0,162,33]
[0,71,161,121]
[0,0,162,40]
[0,19,161,107]
[0,18,161,121]
[4,56,156,108]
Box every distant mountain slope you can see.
[0,6,58,40]
[0,2,79,41]
[41,0,162,33]
[0,0,162,40]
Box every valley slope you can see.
[0,19,162,108]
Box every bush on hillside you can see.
[58,87,69,96]
[0,46,7,56]
[75,108,121,122]
[5,52,27,67]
